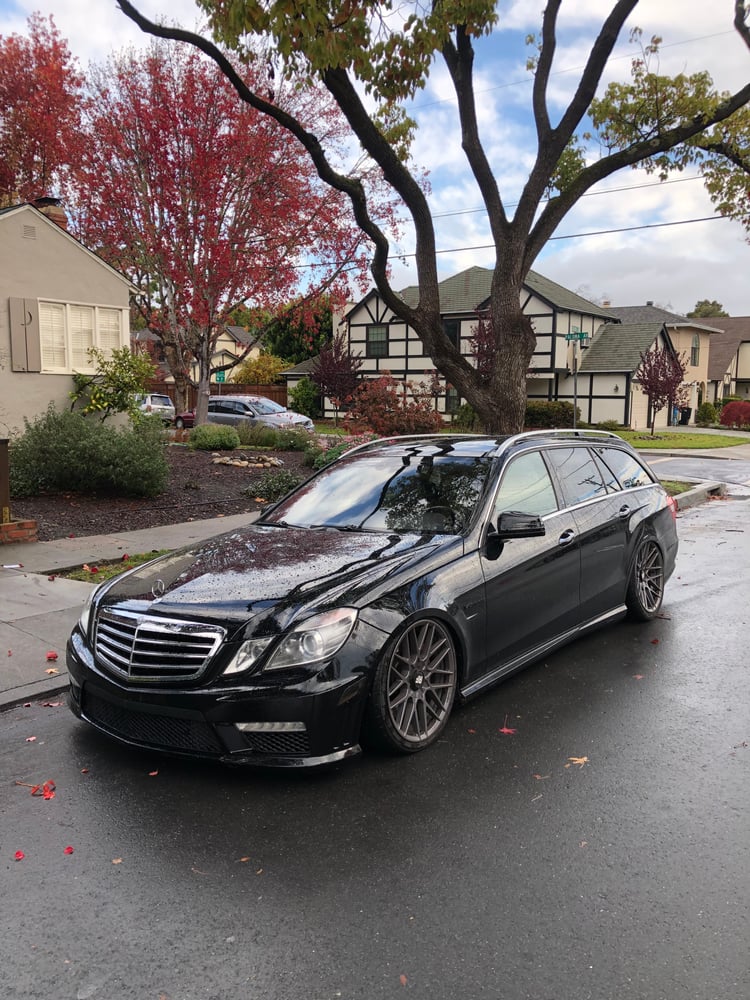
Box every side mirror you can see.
[484,511,545,561]
[496,511,545,539]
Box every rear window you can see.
[594,447,654,489]
[150,395,173,407]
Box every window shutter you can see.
[8,298,42,372]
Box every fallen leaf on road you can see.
[45,667,60,675]
[80,768,89,774]
[64,845,74,855]
[48,575,56,582]
[565,756,589,769]
[15,850,25,861]
[633,674,645,680]
[25,736,37,743]
[498,714,517,735]
[400,974,408,987]
[112,858,123,865]
[148,770,159,777]
[650,638,659,645]
[7,650,12,656]
[467,728,477,735]
[41,701,63,707]
[238,857,251,863]
[45,651,58,661]
[533,774,550,781]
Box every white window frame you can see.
[39,301,129,374]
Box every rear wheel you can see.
[626,538,665,621]
[364,618,458,753]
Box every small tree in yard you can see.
[231,354,287,385]
[635,347,688,435]
[350,372,444,436]
[69,347,156,421]
[310,333,362,426]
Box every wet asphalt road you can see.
[2,495,749,1000]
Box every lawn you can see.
[614,430,744,449]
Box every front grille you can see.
[241,730,312,756]
[83,692,223,754]
[94,609,225,683]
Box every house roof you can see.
[396,265,611,319]
[701,317,750,380]
[0,203,137,291]
[579,322,670,374]
[281,357,317,377]
[606,303,723,333]
[225,325,257,346]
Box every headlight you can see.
[78,589,95,638]
[222,608,358,677]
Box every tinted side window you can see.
[545,447,608,507]
[594,447,654,489]
[493,452,559,519]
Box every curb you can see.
[672,480,727,511]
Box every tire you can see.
[364,618,458,753]
[626,538,665,621]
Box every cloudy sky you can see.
[2,0,749,316]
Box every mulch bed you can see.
[12,445,310,541]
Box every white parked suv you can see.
[135,393,176,425]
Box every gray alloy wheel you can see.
[626,538,665,621]
[365,618,458,753]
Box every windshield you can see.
[265,449,493,533]
[251,398,286,415]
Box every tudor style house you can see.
[344,265,612,418]
[0,201,133,435]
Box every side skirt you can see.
[459,605,626,701]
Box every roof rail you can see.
[502,428,622,450]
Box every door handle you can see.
[558,529,575,546]
[618,505,631,519]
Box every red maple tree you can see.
[70,41,375,417]
[0,14,84,204]
[635,347,688,435]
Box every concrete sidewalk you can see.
[0,432,744,714]
[0,512,255,711]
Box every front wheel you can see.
[364,618,458,754]
[626,538,665,621]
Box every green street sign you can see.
[565,331,587,342]
[215,371,226,383]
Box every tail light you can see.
[666,495,678,520]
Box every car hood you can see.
[97,522,457,635]
[261,412,309,428]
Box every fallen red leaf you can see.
[148,770,159,777]
[650,638,659,645]
[25,736,37,742]
[48,575,56,582]
[45,651,58,662]
[121,554,130,561]
[80,768,89,774]
[63,845,74,855]
[41,701,63,707]
[633,674,645,680]
[399,974,408,987]
[15,850,25,861]
[467,728,477,735]
[7,650,12,656]
[498,714,517,735]
[112,858,123,865]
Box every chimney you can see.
[646,300,654,307]
[601,298,611,308]
[31,196,68,231]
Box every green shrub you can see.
[289,377,321,419]
[524,400,579,428]
[596,419,623,431]
[246,469,306,503]
[188,423,240,451]
[9,405,168,498]
[451,403,479,431]
[695,401,717,426]
[233,421,313,451]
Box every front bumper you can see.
[67,627,376,768]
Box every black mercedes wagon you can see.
[67,430,678,767]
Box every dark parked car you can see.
[67,431,678,768]
[175,395,313,432]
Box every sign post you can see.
[564,328,587,429]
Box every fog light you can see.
[235,721,307,733]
